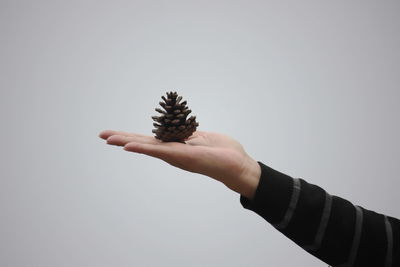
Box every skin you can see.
[98,130,261,200]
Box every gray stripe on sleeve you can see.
[348,206,363,266]
[384,216,393,267]
[303,192,332,252]
[337,205,363,267]
[273,178,301,230]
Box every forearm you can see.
[240,162,399,266]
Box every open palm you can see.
[99,130,260,199]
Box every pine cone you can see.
[152,91,199,142]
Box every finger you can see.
[185,132,209,146]
[185,131,209,143]
[186,131,204,139]
[99,130,149,140]
[123,141,190,161]
[106,134,161,146]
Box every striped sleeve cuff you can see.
[240,161,294,224]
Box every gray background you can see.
[1,1,399,266]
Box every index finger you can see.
[99,130,149,140]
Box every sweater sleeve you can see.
[240,161,399,267]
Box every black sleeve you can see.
[240,161,399,267]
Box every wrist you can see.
[223,156,261,200]
[240,157,261,200]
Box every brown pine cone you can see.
[151,91,199,142]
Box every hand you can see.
[99,130,261,200]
